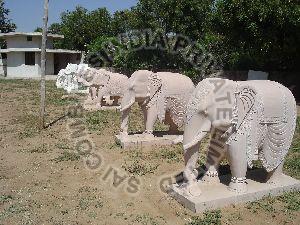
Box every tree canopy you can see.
[0,0,16,33]
[0,0,16,48]
[47,0,300,75]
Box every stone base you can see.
[169,169,300,213]
[115,132,183,149]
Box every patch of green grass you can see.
[187,210,222,225]
[29,144,50,153]
[127,104,145,133]
[14,114,39,139]
[55,141,72,150]
[76,186,103,211]
[284,155,300,179]
[85,110,120,134]
[53,151,80,162]
[278,191,300,211]
[154,145,183,163]
[225,212,243,223]
[49,96,79,106]
[0,195,13,204]
[246,195,275,213]
[0,203,29,220]
[78,196,95,210]
[291,135,300,153]
[133,213,165,225]
[122,160,159,176]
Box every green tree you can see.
[133,0,213,40]
[210,0,300,71]
[48,23,62,34]
[0,0,16,33]
[111,9,138,35]
[48,23,63,49]
[58,6,112,51]
[0,0,16,48]
[34,27,43,32]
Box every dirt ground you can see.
[0,79,299,225]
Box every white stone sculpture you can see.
[56,63,88,93]
[120,70,195,137]
[76,67,129,109]
[181,78,296,195]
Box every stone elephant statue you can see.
[120,70,195,136]
[182,78,296,195]
[75,66,129,108]
[56,63,88,93]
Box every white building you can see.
[0,32,81,78]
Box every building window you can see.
[27,36,33,41]
[25,52,35,65]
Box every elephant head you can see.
[120,70,156,112]
[183,79,227,149]
[182,78,236,184]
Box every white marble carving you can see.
[56,63,88,93]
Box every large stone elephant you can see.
[56,64,88,93]
[120,70,195,136]
[182,78,296,194]
[74,66,129,108]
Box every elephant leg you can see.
[113,96,120,106]
[202,127,227,184]
[120,108,131,135]
[96,89,106,109]
[165,111,179,134]
[227,134,248,193]
[183,142,201,183]
[266,161,284,185]
[96,94,103,109]
[182,142,202,196]
[90,86,97,100]
[84,87,94,105]
[144,105,158,136]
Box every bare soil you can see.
[0,80,299,225]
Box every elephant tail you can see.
[259,89,297,172]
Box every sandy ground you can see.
[0,80,299,225]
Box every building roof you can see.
[0,32,64,39]
[0,48,80,54]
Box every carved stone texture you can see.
[76,67,129,110]
[56,63,88,93]
[169,168,300,213]
[119,70,195,140]
[179,78,297,198]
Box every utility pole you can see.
[39,0,49,129]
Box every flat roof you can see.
[0,48,80,54]
[0,32,64,39]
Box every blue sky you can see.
[5,0,138,32]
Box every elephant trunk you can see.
[77,77,91,87]
[120,90,135,112]
[183,113,211,151]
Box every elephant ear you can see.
[147,73,166,122]
[65,64,78,75]
[227,85,258,169]
[233,85,257,130]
